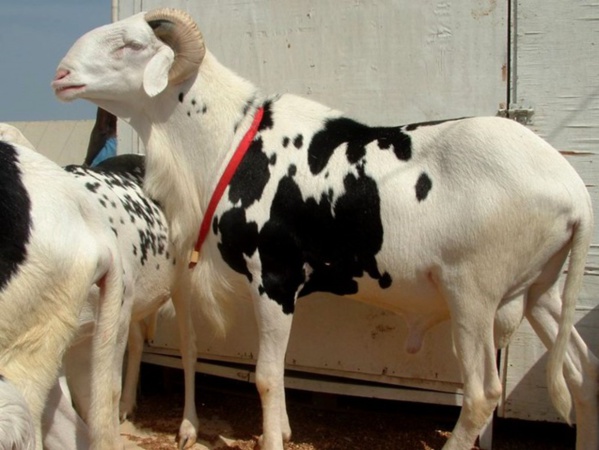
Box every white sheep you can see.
[0,130,123,449]
[0,374,36,450]
[1,121,207,448]
[0,124,88,449]
[54,9,598,450]
[0,124,35,150]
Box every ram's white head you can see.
[53,9,204,107]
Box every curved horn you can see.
[144,8,205,85]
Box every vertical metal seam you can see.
[507,0,516,108]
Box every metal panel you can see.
[499,0,599,421]
[122,0,507,124]
[123,0,509,404]
[149,294,464,394]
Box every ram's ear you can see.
[143,45,175,97]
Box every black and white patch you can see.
[212,102,452,314]
[0,141,32,291]
[65,155,173,268]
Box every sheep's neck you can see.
[135,52,260,253]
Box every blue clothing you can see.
[90,137,117,167]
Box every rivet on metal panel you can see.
[497,105,535,125]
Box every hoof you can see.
[177,419,198,449]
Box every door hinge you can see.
[497,106,535,125]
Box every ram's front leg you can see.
[171,285,199,449]
[253,291,294,450]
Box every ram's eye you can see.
[113,40,144,58]
[125,41,144,51]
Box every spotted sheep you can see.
[0,127,123,450]
[62,153,206,449]
[54,8,598,450]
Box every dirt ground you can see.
[121,364,576,450]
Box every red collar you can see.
[189,107,264,268]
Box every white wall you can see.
[7,120,93,166]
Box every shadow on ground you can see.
[122,363,576,450]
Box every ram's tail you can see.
[546,212,593,423]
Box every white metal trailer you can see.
[114,0,599,439]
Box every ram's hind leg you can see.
[526,282,599,450]
[120,320,144,421]
[441,283,502,450]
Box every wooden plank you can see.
[500,0,599,422]
[512,0,599,153]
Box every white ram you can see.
[0,129,123,449]
[54,9,598,450]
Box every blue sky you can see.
[0,0,111,122]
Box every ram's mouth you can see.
[52,82,86,101]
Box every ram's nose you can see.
[53,68,70,82]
